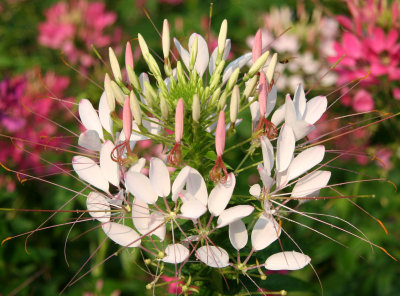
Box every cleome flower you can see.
[2,16,388,296]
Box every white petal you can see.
[180,199,207,219]
[293,84,307,118]
[291,120,314,141]
[265,251,311,270]
[276,125,295,172]
[249,97,260,123]
[102,222,141,247]
[79,99,104,140]
[303,96,327,124]
[149,158,170,197]
[98,92,113,134]
[261,136,274,175]
[128,158,146,174]
[291,170,331,198]
[287,146,325,182]
[271,104,285,126]
[249,184,261,198]
[209,39,231,74]
[196,246,229,268]
[72,156,109,193]
[148,212,166,241]
[265,85,277,117]
[217,205,254,228]
[171,166,191,201]
[100,141,120,187]
[163,244,190,264]
[132,197,150,235]
[78,130,102,151]
[222,53,252,84]
[189,33,209,77]
[186,168,208,206]
[258,165,274,190]
[276,170,288,189]
[251,215,281,251]
[229,220,248,250]
[285,95,298,125]
[173,38,190,69]
[125,171,158,204]
[87,192,110,223]
[208,173,236,216]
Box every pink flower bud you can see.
[258,71,267,117]
[175,98,184,143]
[215,111,226,157]
[252,29,262,63]
[125,41,134,70]
[123,96,132,140]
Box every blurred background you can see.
[0,0,399,295]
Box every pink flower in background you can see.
[330,0,400,112]
[375,148,393,169]
[352,89,374,112]
[246,5,338,91]
[0,70,72,191]
[38,0,122,69]
[161,276,184,294]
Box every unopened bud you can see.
[138,33,150,57]
[162,19,170,59]
[243,75,258,99]
[176,61,186,84]
[111,80,125,105]
[210,87,221,106]
[104,74,115,112]
[217,91,227,110]
[125,41,134,70]
[246,50,270,79]
[164,59,172,76]
[129,91,142,126]
[144,81,156,107]
[225,67,240,92]
[175,99,184,143]
[252,29,262,63]
[209,60,226,90]
[189,35,198,71]
[147,54,162,79]
[123,96,132,141]
[192,94,200,122]
[218,20,228,56]
[126,65,141,92]
[266,53,278,84]
[109,47,122,82]
[160,94,169,120]
[230,85,240,123]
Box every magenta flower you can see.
[0,70,71,190]
[330,0,400,113]
[38,1,121,69]
[352,89,374,112]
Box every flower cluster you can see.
[38,0,122,70]
[0,70,71,191]
[330,0,400,112]
[325,0,400,167]
[246,5,338,92]
[68,19,335,294]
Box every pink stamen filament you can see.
[209,155,228,183]
[167,141,181,166]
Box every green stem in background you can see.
[235,160,263,175]
[233,150,252,174]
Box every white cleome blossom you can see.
[60,17,369,295]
